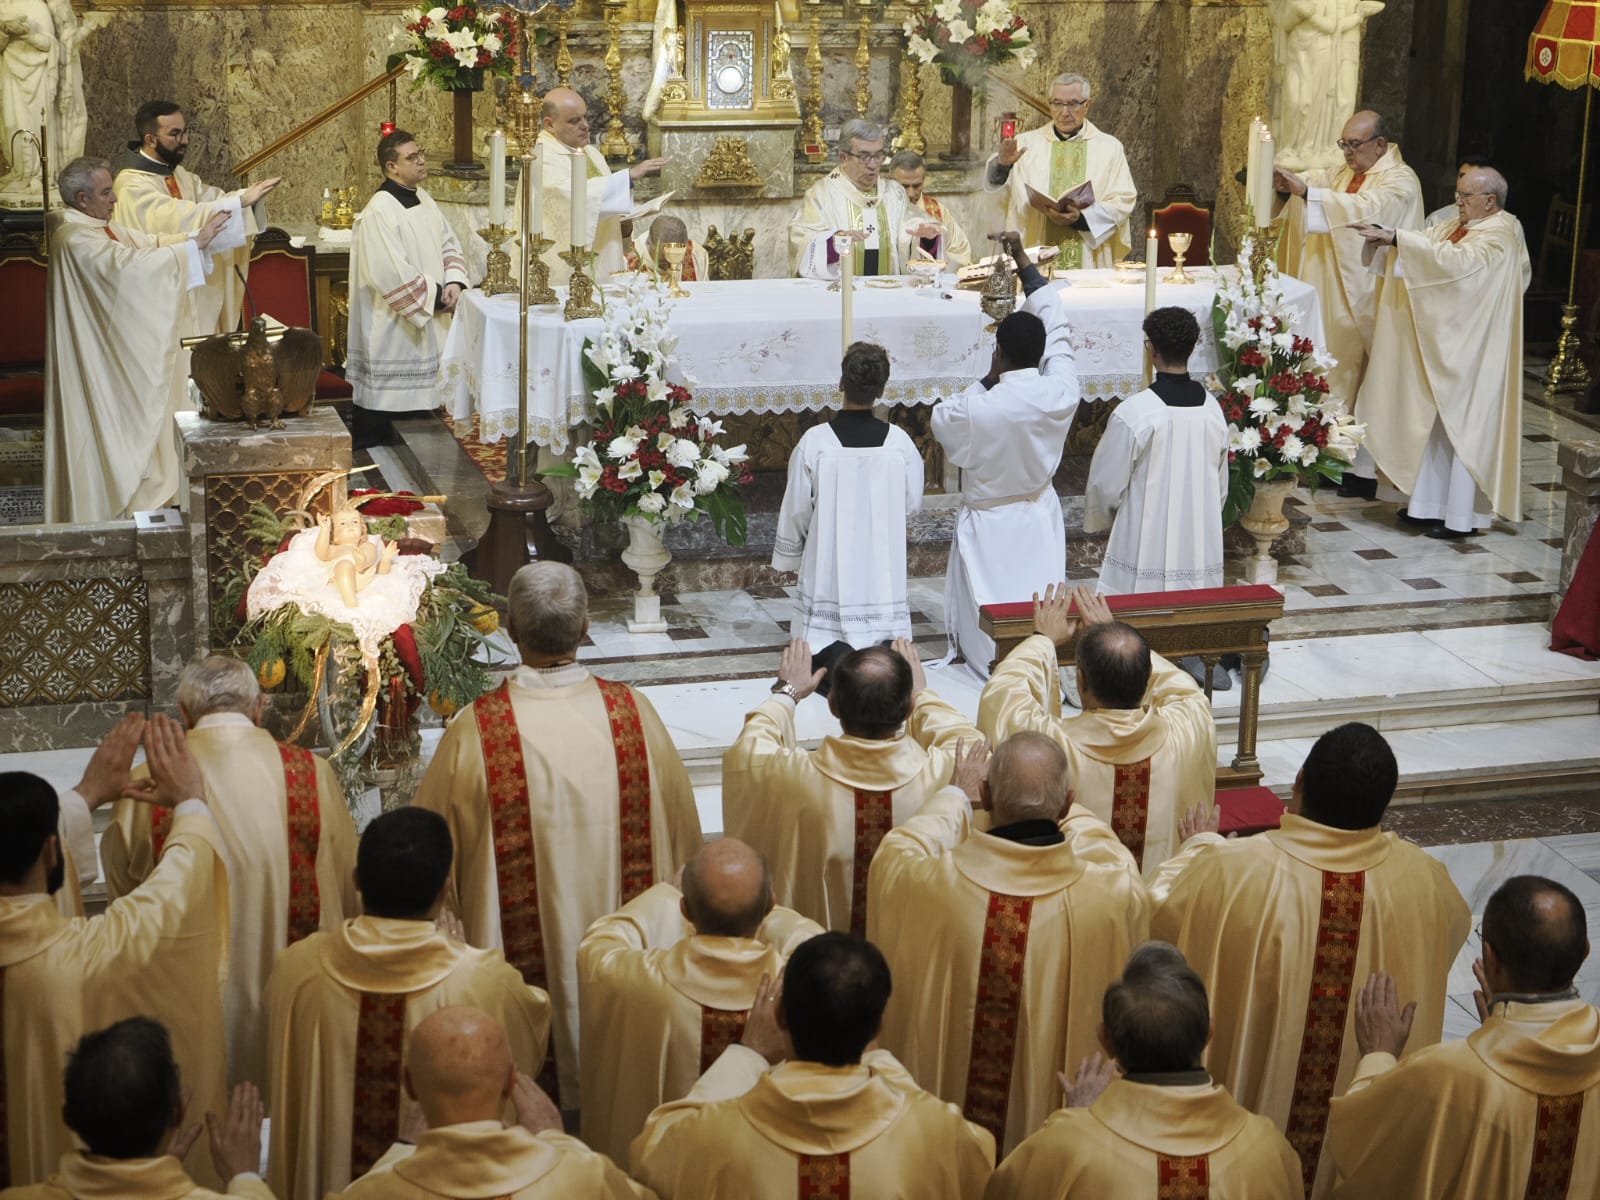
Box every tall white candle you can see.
[569,148,586,247]
[1144,228,1158,312]
[488,131,506,226]
[1246,117,1261,221]
[838,235,854,352]
[528,146,543,239]
[1256,132,1275,228]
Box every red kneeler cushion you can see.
[1215,786,1286,837]
[982,585,1285,624]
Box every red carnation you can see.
[391,623,425,691]
[1238,348,1266,369]
[974,35,989,50]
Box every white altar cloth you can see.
[439,269,1325,450]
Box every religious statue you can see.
[315,505,399,608]
[1268,0,1385,171]
[0,0,107,205]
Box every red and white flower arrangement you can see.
[903,0,1035,86]
[392,2,518,90]
[1210,236,1365,525]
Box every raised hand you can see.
[1031,582,1079,647]
[1178,802,1221,844]
[1059,1052,1118,1108]
[207,1082,264,1182]
[196,211,233,251]
[892,638,927,698]
[75,712,147,810]
[142,713,205,808]
[997,138,1026,167]
[776,638,826,701]
[512,1070,563,1134]
[629,156,670,181]
[740,970,792,1063]
[1354,971,1416,1058]
[949,738,992,810]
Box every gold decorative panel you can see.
[206,471,328,647]
[0,577,151,705]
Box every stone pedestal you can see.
[1554,438,1600,619]
[178,408,351,651]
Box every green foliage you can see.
[366,515,410,542]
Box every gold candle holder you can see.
[600,0,632,159]
[802,0,826,162]
[1163,231,1195,285]
[525,232,560,305]
[893,59,926,155]
[480,224,519,296]
[660,241,690,298]
[561,243,603,319]
[555,7,574,86]
[854,3,872,118]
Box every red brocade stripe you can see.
[699,1006,749,1074]
[1110,758,1153,865]
[961,891,1035,1144]
[1157,1153,1210,1199]
[798,1153,850,1198]
[849,789,893,936]
[1523,1092,1585,1200]
[279,743,323,944]
[597,679,655,903]
[349,991,408,1179]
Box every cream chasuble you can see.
[412,667,701,1106]
[0,807,230,1191]
[919,193,974,268]
[43,207,207,523]
[1355,209,1530,521]
[345,184,469,413]
[5,1153,274,1200]
[100,713,358,1088]
[984,121,1137,269]
[111,151,258,338]
[334,1121,651,1199]
[867,789,1149,1156]
[1325,998,1600,1198]
[263,915,551,1200]
[986,1077,1304,1199]
[630,1045,995,1198]
[789,172,921,277]
[978,634,1217,872]
[511,131,633,285]
[1148,815,1471,1198]
[721,690,982,933]
[1275,146,1424,410]
[576,881,824,1163]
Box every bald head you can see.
[404,1007,515,1127]
[830,645,913,739]
[1077,621,1152,710]
[1339,109,1388,172]
[1481,875,1589,995]
[542,87,590,150]
[1463,166,1507,209]
[681,838,773,938]
[987,732,1071,826]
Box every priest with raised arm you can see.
[44,157,230,523]
[933,233,1079,676]
[984,74,1136,269]
[868,734,1148,1156]
[111,100,281,338]
[515,88,667,284]
[577,838,823,1163]
[790,120,938,278]
[1352,166,1531,539]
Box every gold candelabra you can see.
[555,7,574,86]
[561,244,603,319]
[801,0,826,160]
[892,60,925,154]
[660,241,690,298]
[854,3,872,119]
[481,224,519,295]
[600,0,633,159]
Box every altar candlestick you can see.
[1144,229,1158,313]
[528,145,543,238]
[1255,132,1275,228]
[488,131,506,226]
[1246,116,1262,220]
[839,236,854,352]
[569,148,586,246]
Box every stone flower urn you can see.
[621,514,671,634]
[1240,479,1297,584]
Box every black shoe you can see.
[1424,525,1477,540]
[1337,476,1378,499]
[1398,508,1443,527]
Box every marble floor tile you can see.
[1245,631,1501,703]
[1419,624,1600,688]
[1424,571,1544,600]
[1544,832,1600,883]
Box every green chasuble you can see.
[847,197,893,276]
[1047,139,1089,269]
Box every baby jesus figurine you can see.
[315,506,398,607]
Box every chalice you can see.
[1164,231,1195,285]
[660,241,690,298]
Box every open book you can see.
[626,189,677,225]
[1024,180,1095,215]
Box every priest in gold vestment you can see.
[263,808,551,1200]
[100,655,359,1089]
[1149,723,1471,1198]
[335,1007,650,1199]
[789,120,937,278]
[577,838,823,1163]
[414,562,701,1107]
[0,717,230,1191]
[723,638,982,932]
[630,933,995,1197]
[1326,878,1599,1198]
[1353,168,1531,536]
[4,1019,272,1200]
[978,586,1216,873]
[988,943,1304,1199]
[111,100,280,338]
[868,734,1149,1156]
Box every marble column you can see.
[1554,438,1600,620]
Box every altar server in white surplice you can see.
[773,342,925,647]
[985,74,1137,270]
[346,130,468,443]
[933,233,1078,676]
[513,88,667,286]
[44,157,230,524]
[790,119,939,278]
[1085,306,1229,594]
[111,100,281,339]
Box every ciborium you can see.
[1164,231,1195,285]
[660,241,691,298]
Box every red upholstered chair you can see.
[1147,185,1214,268]
[243,227,352,399]
[0,233,47,417]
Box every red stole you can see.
[961,891,1034,1144]
[1110,758,1154,867]
[1345,173,1366,194]
[699,1006,749,1073]
[1523,1092,1585,1199]
[1448,225,1470,244]
[798,1153,850,1198]
[850,789,893,936]
[349,991,407,1179]
[164,175,183,200]
[1158,1153,1211,1198]
[104,226,120,242]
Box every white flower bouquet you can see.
[390,2,518,90]
[903,0,1034,87]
